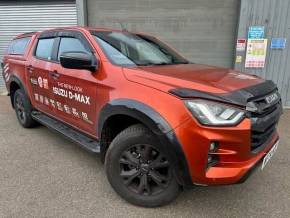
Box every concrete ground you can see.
[0,96,289,218]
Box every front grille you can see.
[251,121,276,151]
[248,91,282,153]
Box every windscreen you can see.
[91,31,189,66]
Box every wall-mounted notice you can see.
[271,38,286,49]
[236,39,246,51]
[248,26,265,39]
[245,39,268,68]
[236,55,242,63]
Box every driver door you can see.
[49,33,98,135]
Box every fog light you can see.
[207,154,219,168]
[207,155,213,163]
[207,142,219,168]
[209,141,218,152]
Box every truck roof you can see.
[14,26,141,40]
[14,31,38,39]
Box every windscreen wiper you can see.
[151,62,172,65]
[135,62,170,66]
[136,61,190,66]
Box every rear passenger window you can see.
[57,37,89,60]
[35,38,55,60]
[8,37,31,55]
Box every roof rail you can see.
[17,31,38,37]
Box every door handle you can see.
[49,70,60,79]
[27,65,34,73]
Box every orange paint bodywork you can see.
[3,27,279,186]
[174,117,279,185]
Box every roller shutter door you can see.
[87,0,239,68]
[0,0,77,93]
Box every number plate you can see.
[261,140,279,170]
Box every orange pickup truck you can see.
[2,26,282,207]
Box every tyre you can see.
[105,124,180,207]
[13,89,38,128]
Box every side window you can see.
[8,37,31,55]
[7,41,15,54]
[57,37,89,60]
[35,38,55,60]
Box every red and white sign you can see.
[236,39,246,51]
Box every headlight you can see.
[185,100,245,126]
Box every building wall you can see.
[235,0,290,107]
[87,0,239,68]
[0,0,77,93]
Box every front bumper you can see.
[173,117,280,186]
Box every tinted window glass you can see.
[57,37,89,60]
[95,37,134,65]
[92,31,189,66]
[35,38,55,60]
[8,37,31,55]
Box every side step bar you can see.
[31,111,100,153]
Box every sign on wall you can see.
[236,55,243,63]
[271,38,287,49]
[236,39,246,51]
[245,39,268,68]
[248,26,265,39]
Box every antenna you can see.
[118,22,128,32]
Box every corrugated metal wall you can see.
[0,0,77,93]
[87,0,239,68]
[235,0,290,107]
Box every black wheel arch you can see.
[98,99,193,187]
[9,75,29,108]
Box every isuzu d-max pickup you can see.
[1,27,282,207]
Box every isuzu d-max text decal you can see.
[52,82,91,105]
[52,87,91,105]
[32,78,93,125]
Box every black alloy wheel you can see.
[105,124,180,207]
[15,93,26,123]
[119,144,171,196]
[13,89,38,128]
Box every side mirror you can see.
[60,52,98,72]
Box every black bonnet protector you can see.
[169,80,278,108]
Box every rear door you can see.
[28,36,57,116]
[49,31,98,135]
